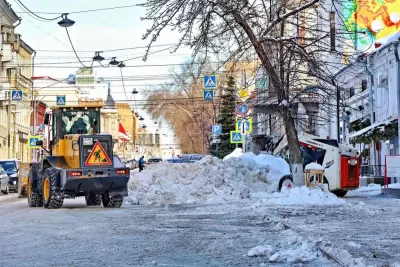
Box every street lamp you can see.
[58,14,75,28]
[139,116,144,121]
[109,57,119,66]
[93,52,104,62]
[118,61,126,68]
[142,124,147,129]
[154,121,158,124]
[132,88,138,94]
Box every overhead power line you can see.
[16,0,62,21]
[34,43,179,53]
[14,4,139,15]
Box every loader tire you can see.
[102,193,123,208]
[85,194,101,206]
[42,168,64,209]
[28,176,43,207]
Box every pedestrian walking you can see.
[139,156,145,172]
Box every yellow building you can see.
[10,38,34,161]
[0,33,34,161]
[116,103,138,159]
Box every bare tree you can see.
[145,59,221,153]
[140,0,354,185]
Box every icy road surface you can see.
[0,193,399,266]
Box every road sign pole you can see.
[234,85,238,148]
[7,89,11,158]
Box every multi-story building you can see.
[340,34,400,176]
[116,103,138,159]
[0,3,35,161]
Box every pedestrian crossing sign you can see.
[203,90,214,101]
[230,131,242,144]
[11,90,23,101]
[203,75,217,89]
[236,118,253,133]
[28,136,40,149]
[85,141,112,166]
[56,95,66,106]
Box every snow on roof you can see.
[349,116,398,139]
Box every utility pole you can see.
[7,89,11,158]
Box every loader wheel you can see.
[102,192,123,208]
[28,177,43,207]
[85,194,101,206]
[42,168,64,209]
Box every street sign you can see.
[39,124,45,130]
[212,124,222,135]
[56,95,66,106]
[11,90,23,101]
[203,75,217,89]
[237,103,249,116]
[203,90,214,101]
[85,141,112,166]
[230,131,242,144]
[236,118,253,133]
[28,136,40,149]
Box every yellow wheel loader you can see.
[27,98,130,209]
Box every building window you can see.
[349,87,355,97]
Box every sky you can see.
[11,0,193,149]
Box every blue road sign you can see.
[28,136,40,149]
[11,90,23,101]
[212,124,222,135]
[39,123,45,130]
[230,131,242,144]
[236,118,253,133]
[203,90,214,101]
[237,104,249,115]
[56,95,66,106]
[203,75,217,89]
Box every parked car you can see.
[146,157,163,165]
[125,159,138,170]
[0,165,10,194]
[166,158,183,163]
[0,159,20,193]
[189,154,205,163]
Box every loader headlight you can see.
[348,159,357,165]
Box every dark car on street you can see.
[0,159,19,192]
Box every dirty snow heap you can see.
[128,150,290,205]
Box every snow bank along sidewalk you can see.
[127,149,346,206]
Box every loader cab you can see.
[45,104,102,147]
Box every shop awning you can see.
[119,123,129,141]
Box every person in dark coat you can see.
[138,156,145,172]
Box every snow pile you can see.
[346,183,381,197]
[252,186,346,206]
[248,229,324,263]
[223,148,243,161]
[128,154,290,205]
[305,162,324,170]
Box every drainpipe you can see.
[394,41,400,155]
[365,54,376,165]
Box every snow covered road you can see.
[0,193,399,266]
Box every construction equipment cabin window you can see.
[55,108,100,138]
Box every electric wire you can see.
[16,0,62,21]
[14,4,139,15]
